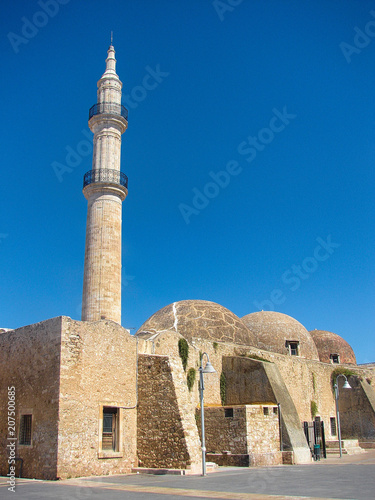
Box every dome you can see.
[136,300,256,346]
[309,330,356,365]
[241,311,319,360]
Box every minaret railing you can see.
[89,102,128,121]
[83,169,128,189]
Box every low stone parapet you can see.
[206,451,283,467]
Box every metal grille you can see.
[19,414,32,445]
[89,102,128,121]
[83,169,128,189]
[303,420,326,459]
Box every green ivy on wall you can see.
[220,372,226,406]
[187,368,196,391]
[310,400,318,419]
[331,367,356,387]
[178,338,189,371]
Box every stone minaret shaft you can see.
[82,44,128,323]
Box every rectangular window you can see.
[263,407,269,416]
[289,342,299,356]
[19,415,32,445]
[102,407,118,451]
[273,407,278,415]
[330,354,340,364]
[224,408,234,418]
[330,417,337,436]
[286,341,299,356]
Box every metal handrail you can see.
[89,102,128,121]
[83,169,128,189]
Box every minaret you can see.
[81,43,128,323]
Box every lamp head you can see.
[202,360,216,374]
[342,380,351,389]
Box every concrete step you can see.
[326,440,361,449]
[132,468,190,475]
[326,448,348,455]
[359,442,375,449]
[132,462,218,475]
[326,441,340,448]
[326,440,364,455]
[206,462,219,471]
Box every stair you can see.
[326,448,348,456]
[326,440,365,455]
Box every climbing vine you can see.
[312,372,316,392]
[187,368,196,391]
[220,372,227,406]
[310,401,318,419]
[178,338,189,371]
[331,367,356,387]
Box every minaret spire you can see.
[81,45,129,324]
[102,42,118,79]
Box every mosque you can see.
[0,44,374,480]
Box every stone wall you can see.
[137,354,201,471]
[201,404,281,466]
[0,318,62,480]
[0,317,138,480]
[139,331,375,446]
[246,404,280,454]
[246,404,282,465]
[221,357,311,463]
[57,317,137,478]
[338,376,375,440]
[222,356,275,405]
[201,406,248,454]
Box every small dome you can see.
[309,330,356,365]
[241,311,319,360]
[137,300,256,346]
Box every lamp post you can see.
[334,374,352,458]
[199,352,216,476]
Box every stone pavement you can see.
[1,449,374,500]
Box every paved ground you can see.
[1,450,375,500]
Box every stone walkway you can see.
[1,450,374,499]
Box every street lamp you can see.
[334,374,352,458]
[199,352,216,476]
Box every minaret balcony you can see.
[83,169,128,189]
[89,102,128,121]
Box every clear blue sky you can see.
[0,0,374,363]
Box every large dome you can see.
[136,300,256,346]
[309,330,356,365]
[241,311,319,360]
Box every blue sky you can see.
[0,0,374,363]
